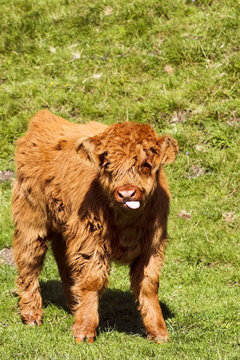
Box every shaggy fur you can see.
[12,110,178,343]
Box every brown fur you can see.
[12,110,178,343]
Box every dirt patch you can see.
[177,210,192,220]
[0,248,15,267]
[222,212,236,223]
[187,165,205,179]
[226,117,240,127]
[0,170,14,182]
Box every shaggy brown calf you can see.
[12,110,178,343]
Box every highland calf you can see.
[12,110,178,343]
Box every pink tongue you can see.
[125,201,140,209]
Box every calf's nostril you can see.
[130,190,136,197]
[118,191,124,199]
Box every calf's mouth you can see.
[123,200,141,210]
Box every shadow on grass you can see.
[99,290,174,336]
[40,280,68,312]
[40,280,174,336]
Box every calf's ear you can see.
[75,137,99,167]
[75,137,107,170]
[157,135,179,165]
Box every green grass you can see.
[0,0,240,359]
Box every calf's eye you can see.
[99,151,109,168]
[142,162,152,175]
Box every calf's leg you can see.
[67,248,110,342]
[12,184,48,325]
[130,254,169,343]
[13,228,47,325]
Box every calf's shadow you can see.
[40,280,174,337]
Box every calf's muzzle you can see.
[114,184,144,210]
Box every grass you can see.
[0,0,240,359]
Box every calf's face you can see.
[76,122,178,211]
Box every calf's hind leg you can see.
[51,234,73,310]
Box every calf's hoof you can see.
[75,336,95,344]
[147,331,169,344]
[73,323,96,344]
[21,309,42,326]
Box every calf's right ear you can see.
[75,137,99,167]
[75,137,107,170]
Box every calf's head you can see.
[76,122,178,211]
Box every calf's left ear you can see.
[157,135,179,165]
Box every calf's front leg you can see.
[130,253,169,343]
[67,248,110,343]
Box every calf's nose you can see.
[114,184,143,203]
[118,188,136,199]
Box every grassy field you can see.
[0,0,240,359]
